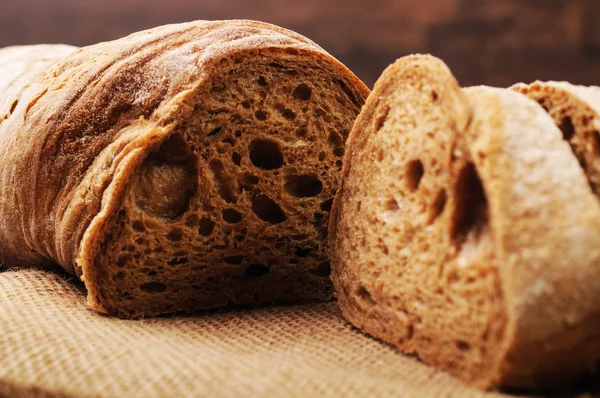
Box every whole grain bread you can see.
[0,20,369,317]
[329,54,600,389]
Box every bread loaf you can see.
[329,54,600,388]
[512,81,600,196]
[0,20,369,317]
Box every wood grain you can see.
[1,0,598,87]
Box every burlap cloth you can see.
[0,269,597,398]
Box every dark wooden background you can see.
[2,0,599,88]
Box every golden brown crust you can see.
[330,55,600,389]
[0,20,369,317]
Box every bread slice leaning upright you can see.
[512,81,600,196]
[329,54,600,388]
[0,20,369,317]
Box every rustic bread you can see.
[512,81,600,196]
[329,54,600,388]
[0,20,369,317]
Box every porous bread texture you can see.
[329,54,600,389]
[94,51,364,317]
[0,20,369,318]
[511,81,600,197]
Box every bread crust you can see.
[330,55,600,388]
[0,20,369,316]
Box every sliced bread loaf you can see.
[0,20,369,317]
[329,54,600,388]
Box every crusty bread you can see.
[329,54,600,388]
[512,81,600,197]
[0,20,369,317]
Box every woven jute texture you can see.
[0,269,596,398]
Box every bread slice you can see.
[512,81,600,196]
[0,20,369,317]
[329,54,600,388]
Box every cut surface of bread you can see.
[512,81,600,197]
[0,20,369,317]
[329,54,600,389]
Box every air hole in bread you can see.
[117,255,130,267]
[254,110,268,121]
[431,90,439,101]
[256,76,267,86]
[296,127,307,137]
[405,159,424,192]
[198,217,215,236]
[320,198,334,212]
[294,247,311,257]
[224,255,244,264]
[232,152,242,166]
[241,101,251,109]
[134,135,197,220]
[222,208,243,223]
[536,99,550,112]
[374,105,390,132]
[147,270,158,276]
[450,163,487,243]
[334,147,345,157]
[384,198,399,211]
[132,220,145,231]
[328,131,343,148]
[356,285,375,306]
[252,194,286,224]
[167,257,188,266]
[428,189,447,224]
[312,212,324,227]
[456,340,470,351]
[140,282,167,293]
[245,263,270,277]
[249,139,283,169]
[318,152,326,161]
[222,135,236,146]
[276,104,296,120]
[166,229,183,241]
[376,148,384,162]
[207,126,222,137]
[309,262,331,277]
[293,83,312,101]
[209,159,237,203]
[9,99,18,115]
[116,272,125,281]
[285,175,323,197]
[559,116,575,141]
